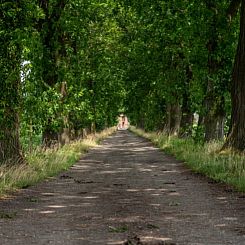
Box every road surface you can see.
[0,130,244,244]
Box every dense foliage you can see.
[0,0,244,165]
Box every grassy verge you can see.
[130,126,245,192]
[0,127,116,196]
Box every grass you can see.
[108,225,128,233]
[0,127,116,197]
[0,210,17,219]
[130,126,245,192]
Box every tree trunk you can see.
[138,118,145,130]
[164,103,181,136]
[59,116,70,146]
[198,114,204,128]
[204,108,225,141]
[82,128,89,138]
[0,3,24,164]
[204,2,220,142]
[170,103,182,136]
[204,116,218,142]
[164,104,171,133]
[223,1,245,151]
[204,44,218,141]
[59,128,70,146]
[204,77,218,141]
[0,70,23,164]
[58,82,70,146]
[38,1,67,147]
[42,122,59,148]
[0,108,23,165]
[180,112,193,138]
[180,65,193,137]
[216,115,225,140]
[91,122,96,134]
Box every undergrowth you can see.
[130,126,245,192]
[0,127,116,196]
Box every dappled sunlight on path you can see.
[0,130,244,244]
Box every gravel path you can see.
[0,130,244,245]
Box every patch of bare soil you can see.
[0,130,244,244]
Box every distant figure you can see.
[122,116,125,127]
[118,114,129,130]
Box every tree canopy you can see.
[0,0,244,164]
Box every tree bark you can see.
[204,2,221,142]
[0,41,23,163]
[164,103,182,136]
[216,115,225,140]
[0,2,25,164]
[180,65,193,137]
[170,103,182,136]
[164,104,171,133]
[223,1,245,151]
[204,101,226,141]
[0,96,23,164]
[204,116,218,142]
[59,82,70,146]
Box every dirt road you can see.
[0,130,244,244]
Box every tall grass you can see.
[130,126,245,192]
[0,127,116,196]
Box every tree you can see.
[36,0,68,146]
[0,1,33,164]
[223,0,245,151]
